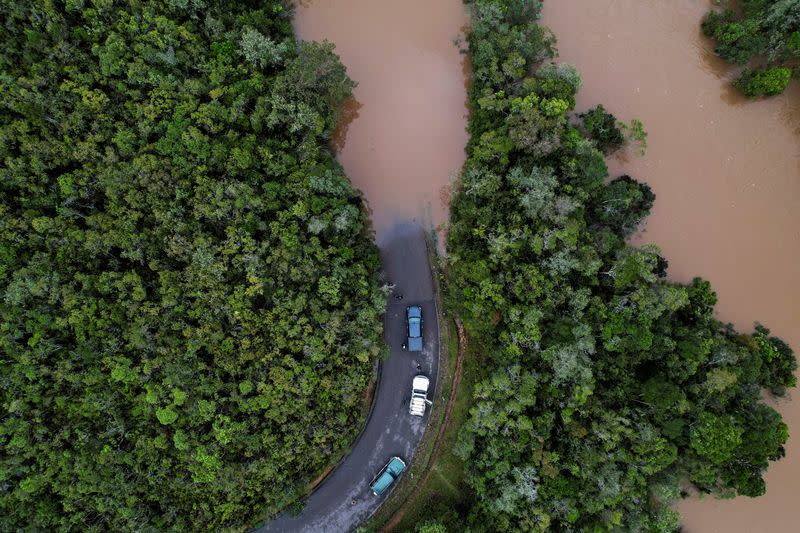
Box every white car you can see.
[409,375,433,416]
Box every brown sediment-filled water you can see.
[542,1,800,531]
[292,0,469,246]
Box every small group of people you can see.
[388,280,403,300]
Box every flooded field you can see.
[541,1,800,531]
[292,0,469,245]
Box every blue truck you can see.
[406,305,423,352]
[369,456,406,496]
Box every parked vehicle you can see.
[369,456,406,496]
[406,305,423,352]
[409,375,433,416]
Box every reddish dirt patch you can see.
[361,377,377,413]
[308,465,335,492]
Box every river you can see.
[294,0,800,530]
[541,1,800,531]
[292,0,469,246]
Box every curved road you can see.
[258,222,439,533]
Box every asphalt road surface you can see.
[257,222,439,533]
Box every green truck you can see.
[369,456,406,496]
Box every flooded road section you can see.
[293,0,469,245]
[542,1,800,531]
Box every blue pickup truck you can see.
[406,306,423,352]
[370,456,406,496]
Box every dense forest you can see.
[427,0,798,530]
[0,1,385,530]
[703,0,800,97]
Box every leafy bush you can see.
[703,1,800,96]
[734,66,793,97]
[578,105,625,154]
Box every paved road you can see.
[258,222,439,533]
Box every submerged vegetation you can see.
[703,0,800,97]
[416,0,798,530]
[0,1,385,530]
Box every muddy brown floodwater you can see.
[295,0,800,529]
[292,0,469,247]
[542,1,800,531]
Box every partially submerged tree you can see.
[703,1,800,97]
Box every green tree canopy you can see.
[0,1,384,530]
[438,1,797,531]
[703,0,800,97]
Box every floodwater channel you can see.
[542,1,800,531]
[294,0,800,530]
[292,0,469,246]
